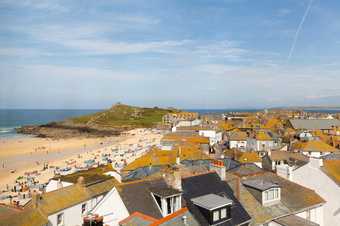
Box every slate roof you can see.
[242,179,280,191]
[228,163,266,177]
[274,214,319,226]
[119,211,158,226]
[182,172,251,226]
[191,193,232,211]
[149,186,181,198]
[226,165,325,225]
[150,207,200,226]
[321,152,340,160]
[289,119,340,130]
[118,178,169,219]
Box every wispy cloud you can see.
[0,0,68,12]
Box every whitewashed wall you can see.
[292,158,340,226]
[91,187,129,226]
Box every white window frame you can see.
[213,210,219,222]
[220,208,227,218]
[57,212,64,226]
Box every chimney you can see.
[165,168,182,191]
[210,160,226,181]
[57,178,63,189]
[77,176,85,187]
[235,176,240,200]
[176,147,181,165]
[31,190,40,209]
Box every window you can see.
[264,188,279,201]
[166,197,172,214]
[213,210,219,221]
[220,208,227,218]
[57,213,64,226]
[81,203,86,214]
[154,194,162,211]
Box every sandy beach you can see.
[0,129,162,190]
[0,135,123,189]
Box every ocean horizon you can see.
[1,108,340,138]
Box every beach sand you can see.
[0,136,124,189]
[0,129,162,190]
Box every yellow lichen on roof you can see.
[218,121,234,131]
[323,159,340,184]
[292,140,338,152]
[123,144,210,171]
[237,152,261,163]
[229,131,248,141]
[261,118,283,129]
[224,150,260,163]
[256,131,273,141]
[162,134,210,144]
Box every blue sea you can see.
[0,109,100,138]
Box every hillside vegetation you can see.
[70,104,178,128]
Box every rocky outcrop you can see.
[16,122,122,139]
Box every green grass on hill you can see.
[71,104,178,128]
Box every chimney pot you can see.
[77,176,85,187]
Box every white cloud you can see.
[0,0,67,12]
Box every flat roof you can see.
[243,179,280,191]
[191,193,232,211]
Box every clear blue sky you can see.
[1,0,340,109]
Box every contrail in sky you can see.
[288,0,314,60]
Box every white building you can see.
[199,129,222,145]
[228,131,248,150]
[292,158,340,226]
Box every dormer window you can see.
[191,193,232,225]
[150,186,182,217]
[243,179,281,207]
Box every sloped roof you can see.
[182,172,251,226]
[229,131,248,141]
[289,119,340,130]
[119,211,158,226]
[123,145,210,171]
[226,168,325,225]
[322,159,340,186]
[256,131,273,141]
[0,178,117,226]
[274,214,319,226]
[53,165,113,186]
[118,178,169,219]
[291,140,338,153]
[269,151,309,162]
[224,150,261,164]
[39,178,117,215]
